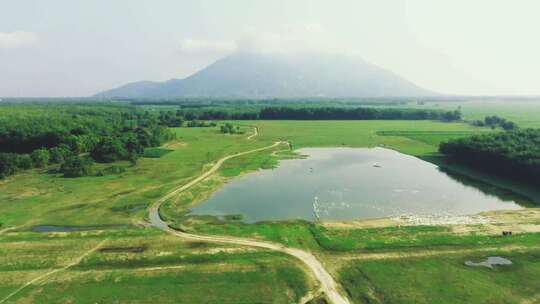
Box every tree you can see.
[0,153,18,178]
[49,145,73,164]
[220,123,239,134]
[501,120,517,131]
[64,135,86,154]
[61,156,94,178]
[16,155,33,169]
[30,149,50,168]
[134,127,152,147]
[90,137,127,163]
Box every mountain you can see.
[96,52,435,98]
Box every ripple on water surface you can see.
[191,148,526,223]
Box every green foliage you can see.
[91,137,128,163]
[186,120,216,128]
[440,129,540,184]
[30,149,50,168]
[0,104,176,177]
[16,154,33,170]
[471,115,518,130]
[260,107,462,121]
[0,153,18,178]
[60,156,94,178]
[142,102,461,122]
[220,123,241,134]
[49,144,72,163]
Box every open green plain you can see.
[1,107,540,303]
[401,99,540,128]
[0,229,310,303]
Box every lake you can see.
[191,148,525,223]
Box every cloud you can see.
[236,23,342,54]
[0,31,38,49]
[179,38,237,55]
[179,23,345,56]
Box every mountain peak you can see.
[96,52,434,98]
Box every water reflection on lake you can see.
[191,148,526,223]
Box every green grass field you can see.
[2,108,540,303]
[339,248,540,304]
[402,100,540,128]
[0,228,310,304]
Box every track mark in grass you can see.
[98,245,147,253]
[0,238,108,304]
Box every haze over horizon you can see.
[1,0,540,97]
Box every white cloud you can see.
[0,31,38,49]
[179,23,345,57]
[235,23,343,54]
[179,38,237,55]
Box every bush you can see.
[30,149,50,168]
[0,153,18,178]
[61,156,94,178]
[49,144,72,164]
[16,155,33,170]
[220,123,241,134]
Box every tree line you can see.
[258,107,461,121]
[171,107,462,121]
[439,129,540,184]
[471,115,518,131]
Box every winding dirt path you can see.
[0,239,108,304]
[246,126,258,140]
[149,136,350,304]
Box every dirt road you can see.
[149,139,350,304]
[247,126,258,140]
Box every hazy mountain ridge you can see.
[96,53,434,98]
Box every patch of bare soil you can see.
[162,141,187,149]
[322,209,540,236]
[322,218,402,229]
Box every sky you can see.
[1,0,539,97]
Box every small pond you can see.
[465,256,513,269]
[191,148,526,223]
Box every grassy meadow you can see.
[339,248,540,304]
[401,100,540,128]
[0,228,310,303]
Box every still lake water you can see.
[191,148,524,223]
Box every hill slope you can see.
[96,53,434,98]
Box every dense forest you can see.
[439,129,540,184]
[0,105,175,178]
